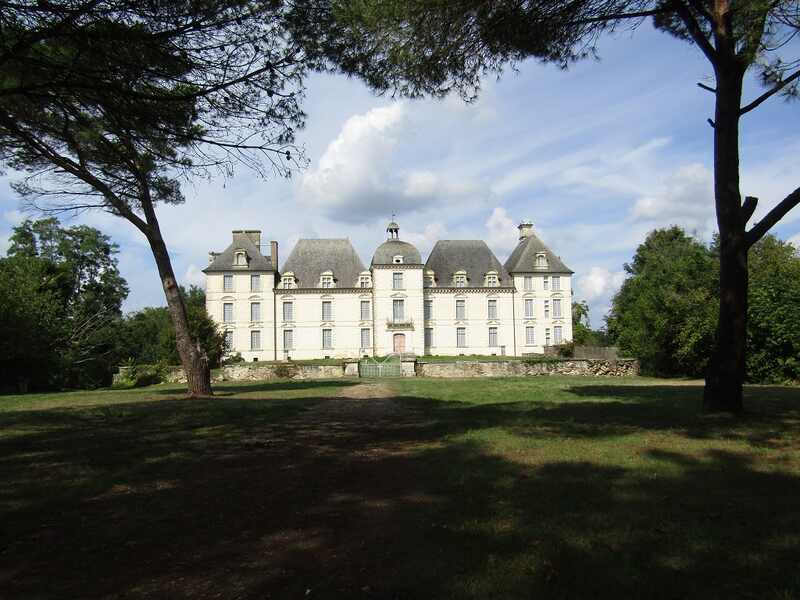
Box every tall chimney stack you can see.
[518,221,533,241]
[270,240,278,270]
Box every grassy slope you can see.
[1,376,799,599]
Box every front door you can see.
[393,333,406,354]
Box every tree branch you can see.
[746,187,800,247]
[740,68,800,115]
[568,8,669,25]
[697,82,716,93]
[741,195,758,224]
[672,0,718,65]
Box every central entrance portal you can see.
[393,333,406,354]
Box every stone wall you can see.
[115,357,638,386]
[415,358,639,378]
[158,361,359,384]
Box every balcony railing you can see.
[386,318,414,330]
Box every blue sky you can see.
[1,25,798,326]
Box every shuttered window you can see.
[223,303,233,323]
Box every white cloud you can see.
[299,103,488,223]
[485,207,518,258]
[576,266,626,304]
[629,163,715,237]
[403,222,449,257]
[183,264,206,289]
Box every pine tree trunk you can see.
[703,63,746,413]
[147,228,212,398]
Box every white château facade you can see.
[204,221,573,361]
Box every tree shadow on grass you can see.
[149,378,359,397]
[1,390,799,598]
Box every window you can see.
[487,299,497,319]
[536,254,547,268]
[281,273,295,289]
[223,302,233,323]
[393,255,404,264]
[553,298,562,318]
[526,326,535,346]
[250,329,261,350]
[524,299,534,318]
[223,274,233,292]
[360,328,371,349]
[543,276,549,290]
[554,326,563,344]
[424,299,433,320]
[321,300,332,321]
[485,272,498,287]
[425,274,435,287]
[454,272,467,287]
[544,300,550,319]
[235,251,246,266]
[425,327,433,347]
[283,329,294,350]
[224,330,234,351]
[360,300,371,321]
[250,274,260,292]
[488,327,498,347]
[359,275,371,288]
[283,301,293,321]
[393,299,405,322]
[552,276,561,291]
[250,302,261,322]
[455,299,466,320]
[457,327,467,348]
[393,272,404,289]
[546,328,551,346]
[321,276,333,288]
[523,276,533,291]
[322,328,332,349]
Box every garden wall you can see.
[415,358,639,378]
[114,357,638,386]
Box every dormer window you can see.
[485,271,499,287]
[535,253,548,269]
[453,271,468,288]
[320,270,335,289]
[424,270,436,288]
[393,255,404,264]
[358,273,372,288]
[234,250,247,266]
[281,272,296,289]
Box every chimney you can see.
[270,240,278,269]
[518,221,533,241]
[244,230,261,247]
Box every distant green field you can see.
[2,376,798,598]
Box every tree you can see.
[606,227,717,377]
[0,255,65,391]
[118,286,226,370]
[1,1,306,396]
[743,236,800,383]
[4,218,129,388]
[294,0,800,411]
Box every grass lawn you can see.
[1,376,799,599]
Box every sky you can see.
[1,26,799,327]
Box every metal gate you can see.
[359,354,402,378]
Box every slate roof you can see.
[282,239,367,288]
[372,239,422,266]
[203,231,274,273]
[504,232,573,274]
[425,240,513,287]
